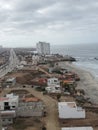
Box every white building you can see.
[61,127,93,130]
[20,60,27,65]
[16,65,24,70]
[45,85,61,93]
[58,102,85,119]
[36,41,50,55]
[32,55,40,65]
[6,77,16,86]
[0,93,19,110]
[47,78,60,86]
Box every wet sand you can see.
[58,61,98,104]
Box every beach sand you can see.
[58,61,98,104]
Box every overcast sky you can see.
[0,0,98,47]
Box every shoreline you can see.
[58,61,98,104]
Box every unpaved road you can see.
[1,88,60,130]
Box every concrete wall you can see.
[2,118,13,126]
[17,101,44,117]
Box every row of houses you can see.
[2,77,74,93]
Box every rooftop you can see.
[58,102,76,108]
[61,127,93,130]
[22,97,40,102]
[6,77,16,82]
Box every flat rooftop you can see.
[61,127,93,130]
[58,102,76,108]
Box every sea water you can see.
[51,43,98,78]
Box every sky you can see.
[0,0,98,47]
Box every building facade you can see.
[36,42,50,55]
[47,78,60,86]
[0,93,19,111]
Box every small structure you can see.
[16,65,24,70]
[20,60,27,65]
[45,85,61,93]
[58,102,85,119]
[1,110,16,125]
[61,127,93,130]
[0,93,19,110]
[5,77,16,87]
[47,77,60,86]
[62,80,76,94]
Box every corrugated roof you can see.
[22,97,40,102]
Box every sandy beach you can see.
[58,61,98,104]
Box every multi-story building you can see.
[36,42,50,55]
[0,93,19,111]
[0,93,19,126]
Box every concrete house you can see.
[45,85,61,93]
[61,127,93,130]
[0,93,19,111]
[0,93,18,126]
[1,110,16,125]
[17,97,44,117]
[58,102,85,119]
[47,77,60,86]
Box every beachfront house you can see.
[61,127,93,130]
[58,102,85,119]
[45,85,61,93]
[47,77,60,86]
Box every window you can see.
[2,119,5,122]
[54,80,57,82]
[8,119,11,122]
[12,106,15,108]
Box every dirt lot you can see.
[2,87,98,130]
[7,117,42,130]
[3,88,60,130]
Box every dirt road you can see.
[1,88,60,130]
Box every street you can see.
[0,49,19,78]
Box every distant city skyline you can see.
[0,0,98,47]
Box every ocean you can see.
[51,43,98,78]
